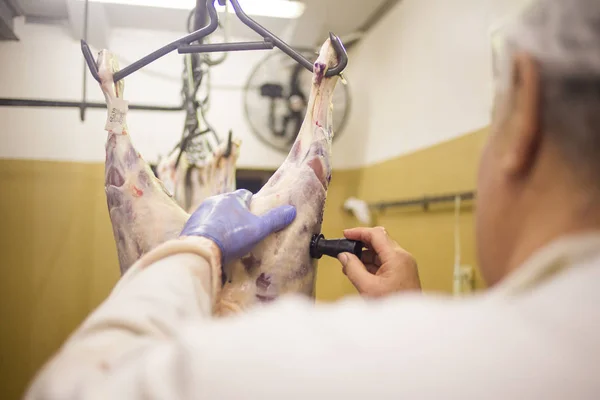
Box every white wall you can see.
[0,0,526,170]
[342,0,525,167]
[0,18,298,169]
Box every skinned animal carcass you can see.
[98,53,189,276]
[97,37,343,315]
[156,138,241,214]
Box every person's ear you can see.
[502,52,542,176]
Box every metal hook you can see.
[229,0,346,77]
[81,0,220,83]
[178,0,348,77]
[80,0,91,121]
[223,129,233,157]
[326,32,349,77]
[81,0,348,84]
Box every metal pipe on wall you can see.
[0,98,183,112]
[370,191,475,211]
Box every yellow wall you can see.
[316,127,489,299]
[0,128,486,398]
[357,128,488,292]
[0,160,361,398]
[0,160,120,400]
[315,169,363,301]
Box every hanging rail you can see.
[0,0,183,117]
[81,0,348,83]
[0,98,183,112]
[370,191,476,211]
[0,0,348,123]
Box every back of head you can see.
[493,0,600,183]
[477,0,600,285]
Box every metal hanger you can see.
[180,0,348,77]
[0,0,183,120]
[81,0,219,83]
[81,0,348,84]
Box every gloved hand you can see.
[180,189,296,265]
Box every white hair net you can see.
[492,0,600,86]
[490,0,600,181]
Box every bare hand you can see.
[337,227,421,297]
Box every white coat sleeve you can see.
[25,234,592,400]
[24,235,222,400]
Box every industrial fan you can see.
[243,48,351,154]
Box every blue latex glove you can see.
[180,189,296,265]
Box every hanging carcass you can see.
[97,36,344,314]
[156,137,241,214]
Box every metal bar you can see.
[80,0,90,122]
[227,0,314,72]
[324,32,348,76]
[203,0,230,66]
[0,0,21,41]
[171,129,211,154]
[80,40,102,82]
[224,0,347,76]
[222,0,346,76]
[112,1,218,83]
[0,98,183,112]
[81,0,347,84]
[194,0,209,39]
[371,191,476,211]
[179,40,274,54]
[223,129,233,157]
[182,2,348,77]
[81,0,219,83]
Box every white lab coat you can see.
[24,233,600,399]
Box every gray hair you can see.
[492,0,600,181]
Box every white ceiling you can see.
[18,0,389,47]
